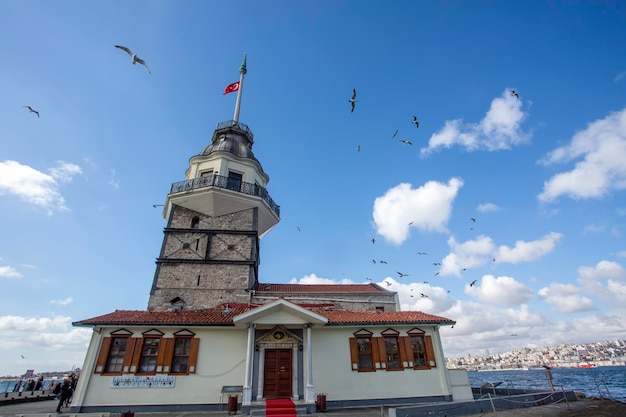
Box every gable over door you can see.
[263,349,292,398]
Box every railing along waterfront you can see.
[169,174,280,217]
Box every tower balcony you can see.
[169,175,279,218]
[166,174,280,237]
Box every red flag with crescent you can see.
[223,81,240,95]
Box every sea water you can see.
[467,365,626,401]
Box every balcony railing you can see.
[216,120,254,141]
[169,174,280,217]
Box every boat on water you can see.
[571,363,597,368]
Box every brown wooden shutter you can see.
[188,338,200,373]
[402,336,414,367]
[398,336,409,368]
[425,335,436,368]
[123,338,138,372]
[130,338,143,373]
[94,337,111,374]
[374,337,386,370]
[158,338,175,372]
[349,338,359,371]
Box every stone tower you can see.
[148,55,280,311]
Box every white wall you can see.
[309,326,450,402]
[78,327,248,407]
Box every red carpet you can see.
[265,398,296,417]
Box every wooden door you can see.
[263,349,292,398]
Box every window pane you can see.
[356,338,373,370]
[172,338,191,373]
[411,336,427,367]
[138,338,160,373]
[105,337,128,373]
[384,337,401,369]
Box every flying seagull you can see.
[470,217,476,222]
[396,271,409,278]
[20,355,26,359]
[115,45,151,74]
[384,280,392,287]
[417,251,427,255]
[23,106,39,118]
[412,116,419,128]
[392,129,398,138]
[511,90,519,99]
[357,145,360,152]
[433,262,441,266]
[470,279,477,287]
[348,89,357,112]
[400,140,413,145]
[371,238,375,244]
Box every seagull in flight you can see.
[23,106,39,118]
[384,280,392,287]
[357,145,360,152]
[371,238,375,244]
[417,251,427,255]
[400,140,413,145]
[470,279,477,287]
[392,129,398,138]
[20,355,26,359]
[420,293,428,298]
[379,260,387,264]
[412,116,419,128]
[115,45,151,74]
[470,217,476,222]
[511,90,520,99]
[433,262,441,266]
[396,271,409,278]
[348,89,357,112]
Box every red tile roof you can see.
[253,283,390,293]
[73,304,454,327]
[308,308,454,325]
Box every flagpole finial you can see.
[240,53,247,75]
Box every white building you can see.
[71,57,465,414]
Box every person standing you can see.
[55,377,71,413]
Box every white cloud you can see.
[0,266,22,278]
[0,315,91,350]
[465,275,534,307]
[372,178,463,244]
[109,169,120,189]
[495,232,563,263]
[0,160,82,214]
[440,235,495,276]
[538,283,595,314]
[420,89,529,156]
[50,297,73,306]
[578,260,625,282]
[476,203,500,213]
[289,273,354,285]
[582,223,605,234]
[538,107,626,202]
[48,162,83,183]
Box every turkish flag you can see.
[223,81,240,95]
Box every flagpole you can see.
[233,53,247,123]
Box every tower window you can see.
[191,217,200,229]
[226,171,243,192]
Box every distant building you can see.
[71,58,463,414]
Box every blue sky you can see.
[1,1,626,376]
